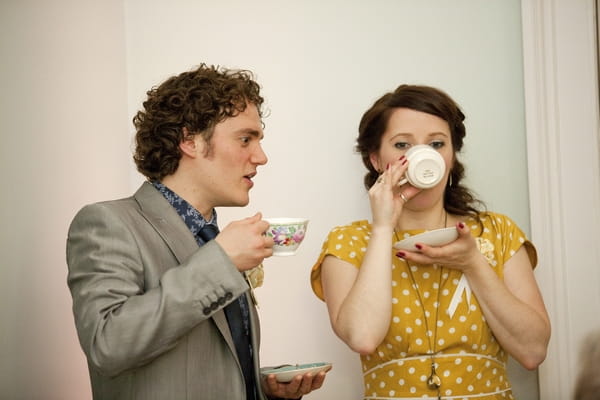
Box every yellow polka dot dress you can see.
[311,212,537,400]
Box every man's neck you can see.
[160,174,213,220]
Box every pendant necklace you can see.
[395,211,447,399]
[408,266,443,398]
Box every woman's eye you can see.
[429,141,445,149]
[394,142,410,149]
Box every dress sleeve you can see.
[491,213,538,270]
[310,221,370,301]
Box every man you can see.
[66,64,327,399]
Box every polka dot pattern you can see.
[311,212,536,399]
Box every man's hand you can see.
[262,369,330,399]
[215,212,274,271]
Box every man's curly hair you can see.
[132,63,264,181]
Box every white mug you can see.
[398,145,446,189]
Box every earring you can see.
[448,174,453,187]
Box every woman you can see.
[310,85,550,399]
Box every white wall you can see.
[124,1,535,399]
[0,1,130,399]
[0,0,547,399]
[522,1,600,398]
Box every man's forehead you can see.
[219,106,263,134]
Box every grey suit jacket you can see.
[67,182,267,400]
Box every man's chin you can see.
[221,196,250,208]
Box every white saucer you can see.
[260,362,332,383]
[393,227,458,251]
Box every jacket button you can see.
[225,292,233,300]
[203,307,211,315]
[210,301,219,310]
[218,296,226,305]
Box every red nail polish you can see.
[396,251,406,258]
[386,163,390,170]
[399,155,406,160]
[415,244,422,250]
[401,159,408,165]
[458,222,465,229]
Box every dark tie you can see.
[197,224,219,243]
[197,224,256,400]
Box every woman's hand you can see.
[396,220,550,368]
[368,157,421,229]
[395,221,486,272]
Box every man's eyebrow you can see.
[239,128,264,139]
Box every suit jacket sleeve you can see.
[66,200,249,377]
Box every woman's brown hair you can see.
[356,84,483,217]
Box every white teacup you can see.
[265,218,309,256]
[398,145,446,189]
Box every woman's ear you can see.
[369,152,381,172]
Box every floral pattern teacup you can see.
[265,218,309,256]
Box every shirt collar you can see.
[152,181,217,240]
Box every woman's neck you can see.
[396,206,449,231]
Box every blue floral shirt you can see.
[152,181,217,246]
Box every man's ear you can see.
[179,127,204,158]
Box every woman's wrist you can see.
[369,224,394,236]
[462,251,490,276]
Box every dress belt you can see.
[364,387,511,400]
[362,352,505,377]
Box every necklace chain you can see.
[394,211,447,399]
[406,263,443,398]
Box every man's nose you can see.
[253,144,268,165]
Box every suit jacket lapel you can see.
[132,182,237,354]
[248,291,261,366]
[133,182,198,264]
